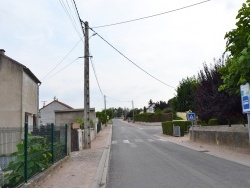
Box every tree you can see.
[148,99,154,106]
[196,60,243,125]
[219,1,250,95]
[154,101,168,111]
[175,76,198,112]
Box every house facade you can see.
[39,99,73,125]
[147,103,155,113]
[55,108,96,127]
[0,49,41,128]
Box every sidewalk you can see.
[35,124,112,188]
[128,121,250,167]
[155,131,250,167]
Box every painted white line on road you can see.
[158,138,168,142]
[112,141,117,144]
[135,139,143,142]
[123,140,130,143]
[147,139,155,142]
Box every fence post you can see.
[24,123,28,183]
[65,124,68,155]
[51,123,54,164]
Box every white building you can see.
[39,98,73,125]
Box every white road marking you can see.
[135,139,143,142]
[147,139,155,142]
[123,140,130,143]
[158,138,168,142]
[112,141,117,144]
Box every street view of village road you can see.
[1,0,250,188]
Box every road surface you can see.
[107,119,250,188]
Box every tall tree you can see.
[175,76,198,112]
[148,99,154,106]
[154,101,168,111]
[219,1,250,95]
[196,60,243,124]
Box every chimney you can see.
[0,49,5,55]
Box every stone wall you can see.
[190,125,249,149]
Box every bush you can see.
[208,118,219,126]
[4,135,51,187]
[162,121,173,135]
[162,121,191,136]
[134,113,172,122]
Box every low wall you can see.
[190,125,249,149]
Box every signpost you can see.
[187,112,196,141]
[240,83,250,144]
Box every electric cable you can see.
[41,37,83,81]
[106,96,131,103]
[90,57,104,96]
[43,58,79,82]
[89,27,176,89]
[92,0,211,28]
[59,0,82,38]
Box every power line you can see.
[41,38,83,81]
[59,0,82,38]
[106,96,131,103]
[89,27,176,89]
[92,0,211,28]
[90,57,104,96]
[72,0,85,36]
[43,58,79,82]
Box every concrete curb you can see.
[91,124,112,188]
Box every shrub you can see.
[4,135,51,187]
[162,121,191,136]
[134,113,172,122]
[208,118,219,126]
[162,121,173,135]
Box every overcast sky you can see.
[0,0,245,111]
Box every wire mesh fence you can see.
[0,123,68,187]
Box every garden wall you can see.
[190,125,249,149]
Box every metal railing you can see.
[0,123,68,187]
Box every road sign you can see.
[187,113,196,121]
[240,83,250,113]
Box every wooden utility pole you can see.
[132,100,135,122]
[84,21,91,149]
[104,95,107,126]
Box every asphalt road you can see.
[107,119,250,188]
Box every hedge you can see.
[208,118,219,126]
[134,113,172,122]
[162,120,192,136]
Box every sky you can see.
[0,0,246,111]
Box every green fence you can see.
[0,123,68,187]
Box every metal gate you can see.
[71,129,79,152]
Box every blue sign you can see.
[187,113,196,121]
[240,83,250,113]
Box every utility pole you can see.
[104,95,107,126]
[84,21,91,149]
[132,100,135,122]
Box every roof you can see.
[40,100,73,110]
[0,50,41,84]
[54,108,95,113]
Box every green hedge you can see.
[162,120,192,136]
[134,113,172,122]
[207,118,219,126]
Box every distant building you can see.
[55,108,96,126]
[39,98,73,125]
[147,103,155,113]
[0,49,41,128]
